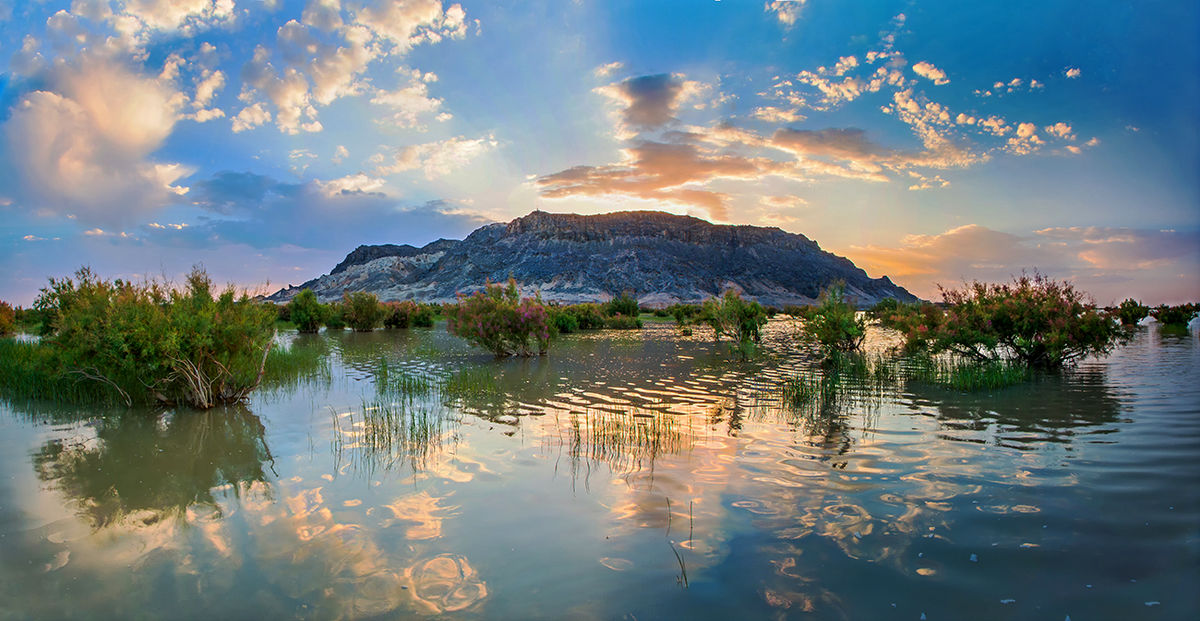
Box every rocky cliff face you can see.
[267,210,918,307]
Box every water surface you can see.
[1,322,1197,619]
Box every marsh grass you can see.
[906,355,1032,391]
[552,407,692,476]
[330,398,457,476]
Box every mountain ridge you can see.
[267,210,918,307]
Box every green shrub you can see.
[668,303,700,325]
[897,273,1120,369]
[288,289,326,333]
[383,301,435,329]
[798,281,866,356]
[701,290,768,358]
[445,279,553,357]
[603,291,640,317]
[26,267,277,408]
[567,303,605,329]
[652,308,670,318]
[1152,304,1196,327]
[603,314,643,330]
[1113,298,1150,326]
[324,302,347,330]
[343,292,384,332]
[0,300,13,336]
[551,308,581,334]
[868,297,902,321]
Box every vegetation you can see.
[603,291,640,318]
[445,279,553,357]
[701,290,768,359]
[797,281,866,357]
[603,314,644,330]
[343,292,385,331]
[324,302,347,330]
[383,300,435,329]
[0,300,13,336]
[14,267,278,408]
[288,289,326,333]
[886,273,1120,369]
[1113,298,1150,327]
[1152,304,1196,328]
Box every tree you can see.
[0,300,14,336]
[701,290,768,358]
[798,281,866,357]
[1113,298,1150,326]
[288,289,326,333]
[900,273,1120,369]
[343,292,384,332]
[445,279,553,357]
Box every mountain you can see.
[266,210,919,307]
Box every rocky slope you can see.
[267,210,918,307]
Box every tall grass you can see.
[330,399,457,476]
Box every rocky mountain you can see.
[267,210,919,307]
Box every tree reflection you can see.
[33,405,275,528]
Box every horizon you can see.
[1,1,1198,306]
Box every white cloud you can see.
[1065,67,1081,78]
[333,145,349,164]
[911,61,949,85]
[231,102,272,133]
[316,173,386,196]
[374,134,497,179]
[370,72,445,128]
[594,61,624,79]
[752,106,805,124]
[764,1,807,28]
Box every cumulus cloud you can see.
[353,0,467,53]
[372,134,498,179]
[1065,67,1081,78]
[231,102,272,132]
[752,106,805,124]
[764,1,807,28]
[369,71,445,128]
[911,61,949,85]
[0,57,190,226]
[595,73,707,135]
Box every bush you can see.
[288,289,326,333]
[27,267,277,408]
[445,279,553,357]
[603,291,639,317]
[324,302,347,330]
[701,290,768,358]
[0,300,14,336]
[868,297,902,321]
[550,308,580,334]
[897,273,1120,369]
[1113,298,1150,326]
[653,308,670,318]
[798,281,866,357]
[343,292,384,332]
[603,314,643,330]
[667,303,700,325]
[383,301,435,329]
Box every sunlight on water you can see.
[1,321,1197,619]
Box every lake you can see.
[1,320,1197,619]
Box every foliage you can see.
[551,308,580,334]
[550,303,606,333]
[1152,304,1196,327]
[445,279,553,357]
[700,290,768,358]
[893,273,1120,369]
[288,289,326,333]
[868,297,902,321]
[1113,298,1150,326]
[798,281,866,356]
[652,308,671,318]
[343,292,385,332]
[0,300,13,336]
[603,314,643,330]
[324,302,347,330]
[603,291,640,317]
[25,267,277,408]
[667,303,701,325]
[383,300,434,329]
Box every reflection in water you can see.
[33,406,275,528]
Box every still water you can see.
[1,321,1197,619]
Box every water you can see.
[1,321,1197,619]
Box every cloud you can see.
[764,1,807,28]
[353,0,468,54]
[231,102,272,132]
[752,106,805,123]
[1065,67,1081,78]
[369,71,445,127]
[593,61,624,79]
[0,56,190,226]
[595,73,706,134]
[372,134,498,179]
[911,61,949,85]
[845,224,1200,304]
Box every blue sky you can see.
[0,0,1197,305]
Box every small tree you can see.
[1114,298,1150,326]
[343,292,384,332]
[1152,304,1196,329]
[288,289,326,333]
[603,291,640,317]
[798,281,866,356]
[701,290,768,358]
[445,279,552,357]
[903,273,1120,369]
[0,300,14,336]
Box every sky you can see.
[0,0,1197,306]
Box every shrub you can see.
[653,308,670,318]
[383,301,435,329]
[343,292,384,332]
[567,303,606,329]
[1113,298,1150,326]
[0,300,14,336]
[868,297,902,321]
[27,267,277,408]
[413,303,436,327]
[701,290,768,358]
[550,308,580,334]
[898,273,1120,369]
[603,291,640,317]
[1152,304,1196,332]
[798,281,866,356]
[603,314,643,330]
[324,302,347,330]
[668,303,700,325]
[445,279,553,357]
[288,289,326,333]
